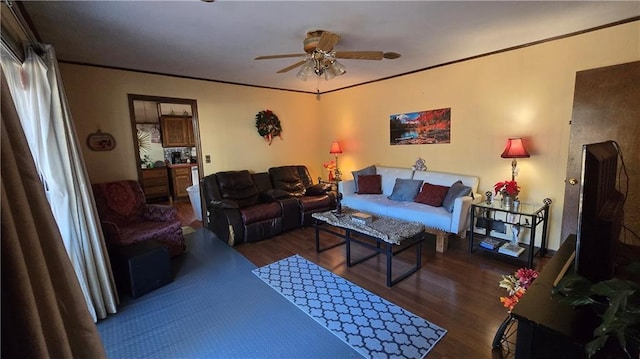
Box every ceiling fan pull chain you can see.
[316,76,321,100]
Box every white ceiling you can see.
[20,1,640,94]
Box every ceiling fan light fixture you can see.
[331,60,346,75]
[324,60,346,80]
[324,68,335,80]
[296,58,316,81]
[256,29,401,83]
[295,51,347,82]
[296,67,307,81]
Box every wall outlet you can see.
[205,155,211,163]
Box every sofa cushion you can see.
[357,175,382,194]
[414,182,450,207]
[375,166,415,195]
[388,178,423,202]
[351,165,376,192]
[442,180,472,213]
[412,170,480,196]
[341,194,453,232]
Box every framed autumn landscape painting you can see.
[389,108,451,145]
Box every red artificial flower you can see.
[515,268,539,289]
[494,180,520,196]
[323,160,336,171]
[499,267,539,312]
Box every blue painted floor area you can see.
[97,228,362,358]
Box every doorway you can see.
[561,61,640,246]
[127,94,204,228]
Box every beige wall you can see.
[318,21,639,251]
[61,66,322,182]
[61,21,638,250]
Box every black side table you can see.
[469,199,551,268]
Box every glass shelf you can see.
[469,200,551,268]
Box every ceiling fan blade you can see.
[317,31,341,52]
[255,53,305,60]
[334,51,385,60]
[276,60,306,73]
[383,52,402,59]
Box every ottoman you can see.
[110,240,173,299]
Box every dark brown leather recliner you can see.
[201,170,285,245]
[268,165,336,226]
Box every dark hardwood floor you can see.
[174,202,550,359]
[170,198,203,229]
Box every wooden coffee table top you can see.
[312,208,424,245]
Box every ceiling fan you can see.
[255,30,401,81]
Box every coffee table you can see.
[312,208,425,287]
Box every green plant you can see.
[553,263,640,358]
[141,154,153,168]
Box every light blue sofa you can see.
[339,165,480,252]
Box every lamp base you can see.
[334,168,342,182]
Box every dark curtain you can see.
[1,71,106,357]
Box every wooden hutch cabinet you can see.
[169,165,194,199]
[141,167,170,201]
[160,115,194,147]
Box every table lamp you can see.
[329,141,343,181]
[501,138,530,181]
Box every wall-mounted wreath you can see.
[255,109,282,145]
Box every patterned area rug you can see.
[253,255,447,358]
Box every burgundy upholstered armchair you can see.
[92,180,186,257]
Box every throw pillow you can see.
[388,178,423,202]
[442,180,472,213]
[357,174,382,194]
[414,182,450,207]
[351,165,376,193]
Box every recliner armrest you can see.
[305,183,329,196]
[210,199,241,210]
[99,220,125,244]
[260,188,293,202]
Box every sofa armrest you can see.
[304,184,329,196]
[338,180,356,195]
[99,220,126,245]
[143,204,177,222]
[207,201,244,245]
[209,199,240,210]
[450,195,475,236]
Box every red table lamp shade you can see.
[501,138,530,158]
[329,141,343,155]
[501,138,530,181]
